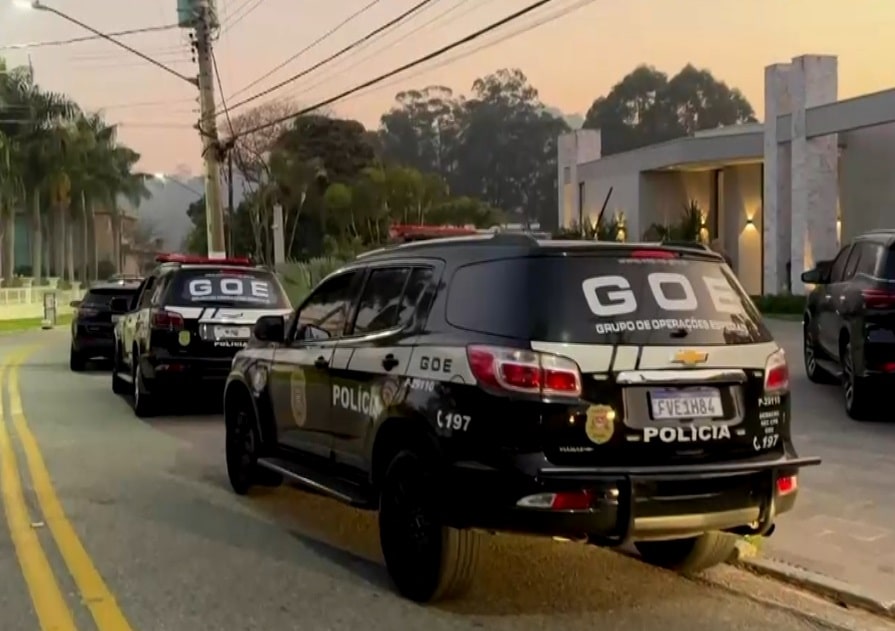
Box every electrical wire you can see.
[273,0,499,107]
[221,0,266,34]
[221,0,437,114]
[0,24,179,51]
[327,0,596,108]
[228,0,383,98]
[211,50,235,137]
[228,0,584,140]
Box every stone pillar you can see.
[762,63,793,295]
[789,54,838,295]
[556,129,601,230]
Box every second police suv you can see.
[221,232,821,603]
[110,254,292,416]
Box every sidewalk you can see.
[754,319,895,613]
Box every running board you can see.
[257,457,374,508]
[815,358,843,379]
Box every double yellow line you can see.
[0,347,135,631]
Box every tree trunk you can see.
[80,193,89,283]
[110,201,121,274]
[89,199,98,280]
[57,206,67,278]
[30,189,42,282]
[3,204,14,283]
[52,206,63,277]
[65,214,75,283]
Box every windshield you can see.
[446,254,770,346]
[167,268,290,308]
[83,288,138,307]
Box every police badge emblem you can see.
[584,405,616,445]
[290,370,308,427]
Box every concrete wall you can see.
[839,122,895,242]
[720,164,763,295]
[578,173,641,237]
[639,171,712,237]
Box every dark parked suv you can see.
[802,229,895,419]
[223,233,820,603]
[70,280,143,371]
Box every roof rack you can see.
[357,231,539,259]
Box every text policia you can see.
[582,267,749,336]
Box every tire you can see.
[69,347,86,372]
[635,532,738,575]
[132,355,154,418]
[803,322,835,384]
[842,341,875,421]
[111,344,129,395]
[378,449,480,603]
[224,392,281,495]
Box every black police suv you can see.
[111,254,292,417]
[70,280,142,371]
[222,233,820,603]
[802,229,895,420]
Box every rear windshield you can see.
[83,288,138,307]
[883,246,895,280]
[167,268,290,308]
[446,254,770,345]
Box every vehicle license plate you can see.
[650,388,723,419]
[215,325,250,340]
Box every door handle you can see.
[314,356,329,369]
[381,354,399,371]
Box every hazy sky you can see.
[2,0,893,174]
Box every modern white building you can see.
[557,54,895,296]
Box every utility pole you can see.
[191,0,227,259]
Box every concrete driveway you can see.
[762,318,895,605]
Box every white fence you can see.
[0,285,85,321]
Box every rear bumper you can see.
[71,333,114,357]
[443,454,819,543]
[141,351,233,387]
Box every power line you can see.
[221,0,266,33]
[222,0,436,114]
[0,24,179,51]
[274,0,498,107]
[228,0,565,140]
[332,0,596,107]
[211,50,235,137]
[228,0,383,99]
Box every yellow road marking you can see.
[9,350,136,631]
[0,351,79,631]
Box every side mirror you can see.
[253,315,285,343]
[801,259,832,285]
[69,300,82,308]
[109,297,130,313]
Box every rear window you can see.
[446,254,770,345]
[83,288,138,307]
[167,268,290,308]
[883,246,895,280]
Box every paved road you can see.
[763,319,895,604]
[1,331,893,631]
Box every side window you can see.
[829,246,852,283]
[856,243,882,277]
[150,275,170,305]
[399,267,435,326]
[352,267,411,336]
[294,271,362,342]
[138,276,158,309]
[883,246,895,280]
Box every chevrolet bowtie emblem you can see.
[672,349,708,366]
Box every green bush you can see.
[276,257,348,305]
[750,294,806,315]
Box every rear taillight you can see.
[466,345,582,397]
[77,306,100,317]
[861,288,895,309]
[151,310,184,331]
[763,348,790,395]
[776,475,797,495]
[631,249,677,259]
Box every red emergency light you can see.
[389,224,479,242]
[155,253,254,266]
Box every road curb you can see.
[732,554,894,619]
